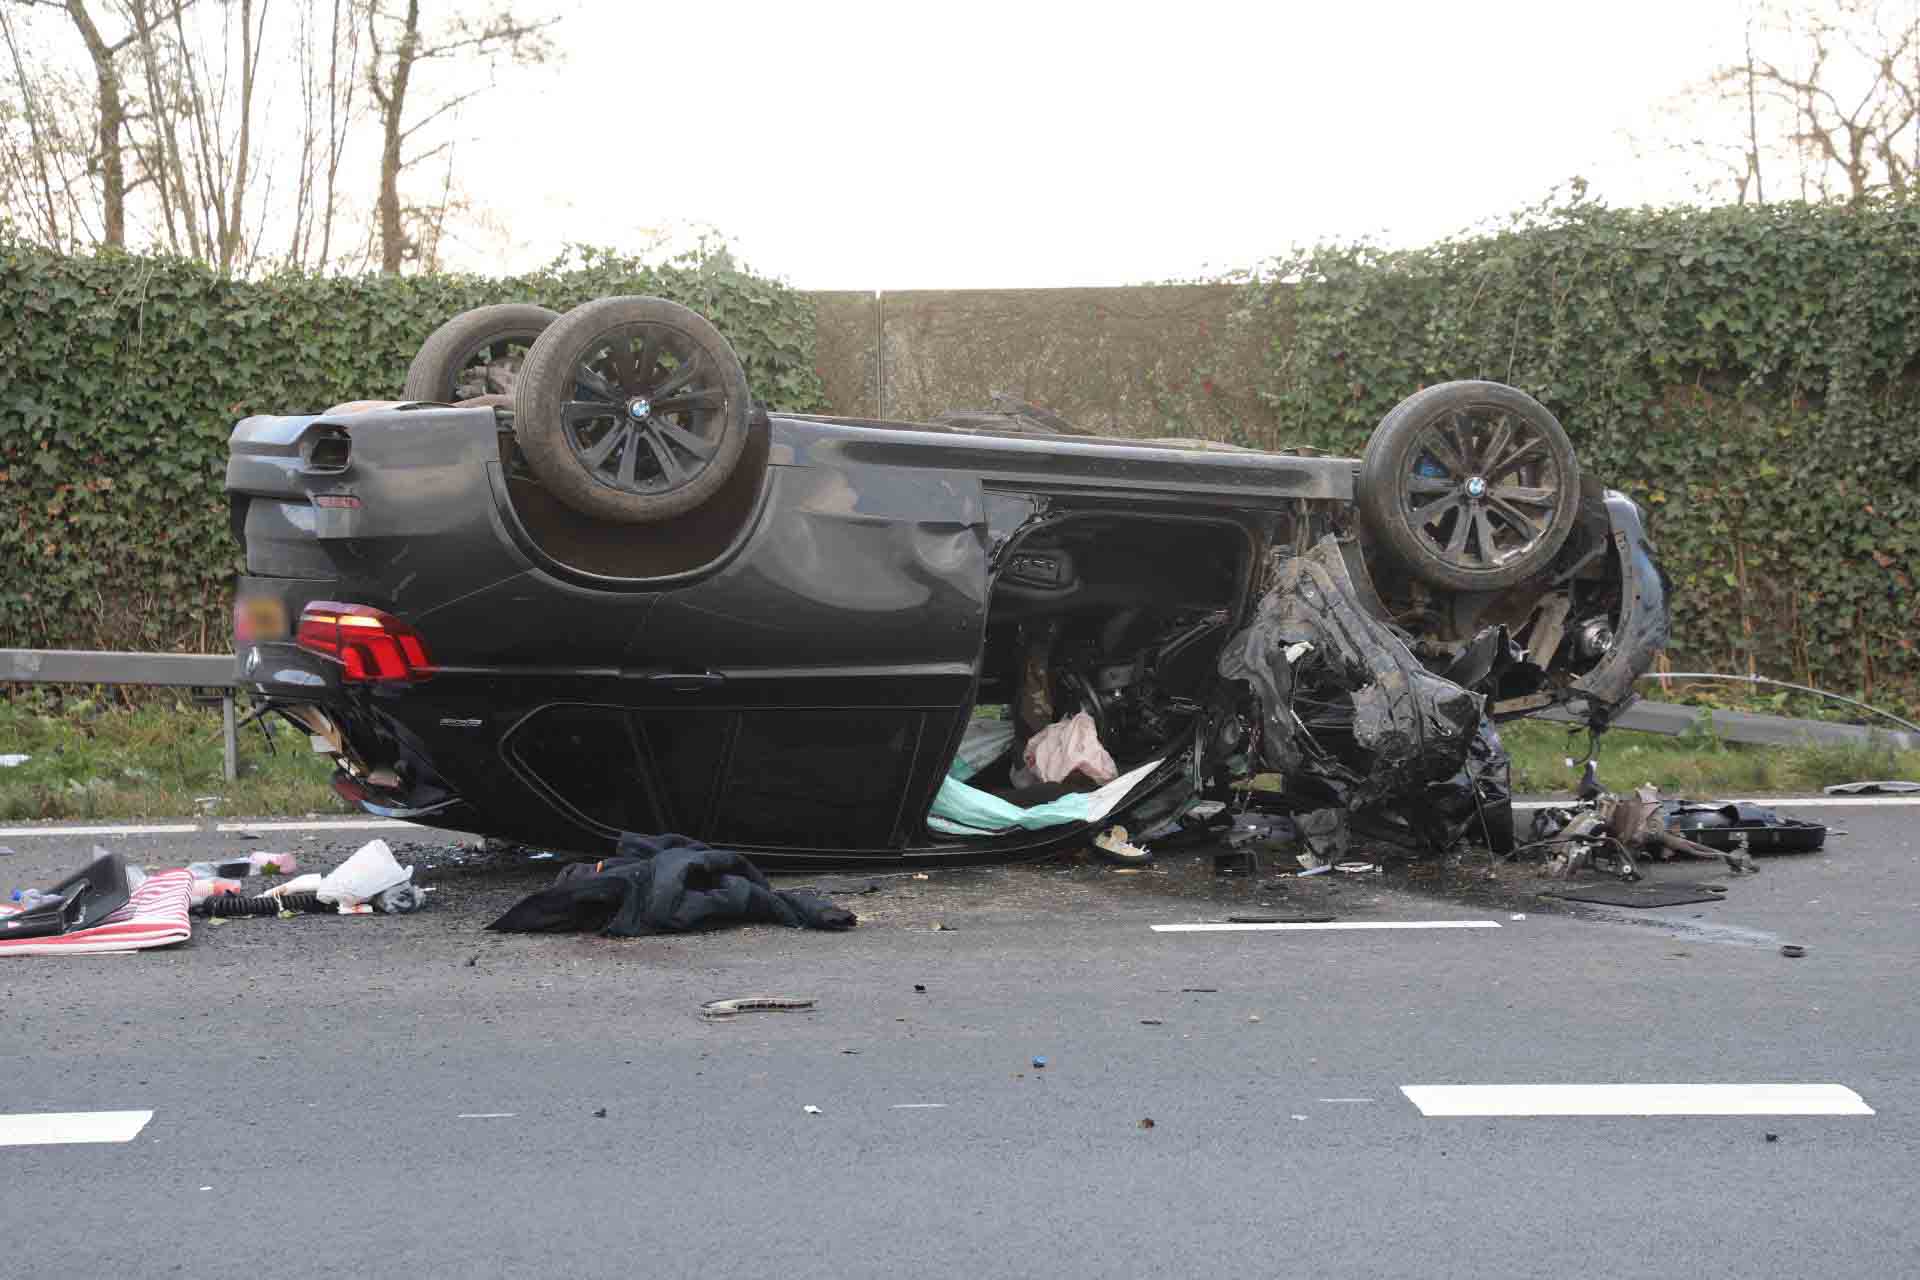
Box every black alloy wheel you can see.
[1358,381,1581,592]
[513,296,753,524]
[403,303,559,402]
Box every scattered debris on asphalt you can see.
[1032,1056,1047,1069]
[1824,780,1920,796]
[1092,824,1152,866]
[187,851,299,879]
[317,839,414,905]
[0,851,192,956]
[1540,882,1731,909]
[700,996,817,1020]
[1781,944,1807,958]
[803,1105,822,1115]
[263,873,323,898]
[1138,1118,1155,1129]
[1519,784,1785,880]
[1664,802,1827,853]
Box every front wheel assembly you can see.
[1358,381,1581,592]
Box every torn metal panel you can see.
[1217,536,1504,850]
[1569,493,1670,715]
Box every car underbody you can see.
[225,299,1669,868]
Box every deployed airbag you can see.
[930,757,1165,837]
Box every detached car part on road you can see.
[226,297,1669,868]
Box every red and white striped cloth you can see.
[0,867,193,957]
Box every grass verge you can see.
[1,695,1915,823]
[1502,718,1920,798]
[0,696,343,822]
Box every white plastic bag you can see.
[262,872,324,899]
[316,839,412,906]
[1023,711,1118,786]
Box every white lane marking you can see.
[0,819,424,839]
[1152,920,1500,933]
[1515,797,1919,810]
[216,820,414,832]
[0,1110,155,1146]
[891,1103,948,1109]
[0,824,197,838]
[1401,1084,1874,1117]
[456,1113,516,1119]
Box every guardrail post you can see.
[222,694,238,783]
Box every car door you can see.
[617,445,989,853]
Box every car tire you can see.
[513,296,753,525]
[403,303,559,403]
[1358,381,1580,592]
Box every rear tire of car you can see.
[513,296,753,525]
[403,303,559,403]
[1358,381,1580,592]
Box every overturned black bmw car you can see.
[226,297,1667,867]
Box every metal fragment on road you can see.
[699,995,816,1020]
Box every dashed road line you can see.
[0,1110,155,1146]
[1152,920,1501,933]
[0,818,421,839]
[214,820,414,833]
[1401,1083,1874,1117]
[0,824,198,838]
[1514,796,1920,810]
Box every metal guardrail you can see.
[1540,699,1920,753]
[2,649,241,781]
[4,645,1912,789]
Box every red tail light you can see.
[297,601,432,682]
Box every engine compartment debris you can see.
[1520,783,1826,881]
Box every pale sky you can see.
[453,0,1753,288]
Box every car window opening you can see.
[931,515,1247,835]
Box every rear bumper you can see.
[237,640,466,822]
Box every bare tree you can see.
[284,0,363,267]
[2,0,557,272]
[116,0,276,272]
[1662,0,1920,204]
[0,5,96,246]
[43,0,143,245]
[361,0,551,274]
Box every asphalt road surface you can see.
[2,798,1915,1279]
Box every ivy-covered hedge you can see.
[1234,196,1920,709]
[0,244,827,653]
